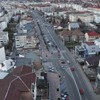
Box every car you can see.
[61,92,69,100]
[64,92,68,96]
[61,97,65,100]
[70,67,75,71]
[67,60,70,64]
[61,61,65,64]
[79,88,84,94]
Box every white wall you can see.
[85,44,99,55]
[94,14,100,23]
[0,21,7,31]
[0,47,6,63]
[0,31,9,45]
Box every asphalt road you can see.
[32,10,95,100]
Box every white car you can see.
[67,60,70,64]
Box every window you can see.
[91,50,95,52]
[92,47,95,49]
[31,83,34,93]
[1,63,4,67]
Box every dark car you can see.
[79,88,84,94]
[70,67,75,71]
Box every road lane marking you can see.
[68,68,82,100]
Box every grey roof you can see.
[18,50,40,62]
[15,57,32,67]
[24,51,40,62]
[85,56,100,67]
[16,22,35,36]
[69,22,79,28]
[24,22,34,31]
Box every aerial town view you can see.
[0,0,100,100]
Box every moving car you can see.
[79,88,84,94]
[70,67,75,71]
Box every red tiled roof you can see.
[84,42,95,46]
[0,66,36,100]
[87,31,100,36]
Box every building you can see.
[85,56,100,68]
[83,56,99,81]
[85,31,100,42]
[0,59,15,71]
[75,45,84,56]
[82,42,99,57]
[36,72,49,100]
[0,66,36,100]
[68,22,80,30]
[59,29,84,42]
[0,31,9,46]
[15,25,39,50]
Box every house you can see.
[82,42,99,57]
[15,23,39,50]
[59,29,84,42]
[85,31,100,42]
[85,56,100,68]
[0,66,36,100]
[15,32,37,50]
[75,45,84,56]
[83,56,99,81]
[68,22,80,30]
[0,31,9,46]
